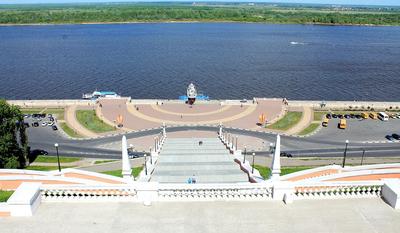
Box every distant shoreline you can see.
[0,20,396,27]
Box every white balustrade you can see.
[293,181,383,200]
[40,185,137,202]
[157,183,273,201]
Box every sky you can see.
[2,0,400,6]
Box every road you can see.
[26,123,400,159]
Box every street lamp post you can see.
[149,147,153,164]
[361,149,366,166]
[144,154,148,176]
[269,142,274,155]
[342,140,349,168]
[251,152,256,173]
[243,146,247,163]
[235,136,238,151]
[54,143,61,172]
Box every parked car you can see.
[392,134,400,140]
[32,122,39,127]
[338,114,344,119]
[386,135,395,141]
[240,99,248,103]
[52,125,58,131]
[41,122,47,127]
[280,152,293,158]
[344,114,351,119]
[30,149,48,156]
[24,122,30,128]
[350,114,355,118]
[47,122,54,126]
[332,114,338,118]
[355,114,362,119]
[128,150,140,159]
[49,117,54,122]
[326,113,332,119]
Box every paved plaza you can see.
[98,98,285,131]
[1,198,399,233]
[151,138,248,183]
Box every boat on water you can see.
[82,91,120,100]
[178,83,209,104]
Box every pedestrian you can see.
[187,177,192,184]
[192,175,196,184]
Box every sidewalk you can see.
[64,106,98,138]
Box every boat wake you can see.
[290,41,307,45]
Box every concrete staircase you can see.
[151,138,249,183]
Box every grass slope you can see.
[298,123,320,136]
[76,110,114,133]
[253,166,314,179]
[267,112,302,131]
[60,122,82,138]
[33,155,81,163]
[0,190,14,202]
[101,166,143,178]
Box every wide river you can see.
[1,23,399,100]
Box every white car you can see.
[47,122,54,126]
[41,122,47,127]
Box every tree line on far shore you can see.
[0,4,399,25]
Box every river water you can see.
[1,23,399,100]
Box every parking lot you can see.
[24,114,66,148]
[312,117,400,143]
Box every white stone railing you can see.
[40,185,137,202]
[293,181,383,200]
[157,183,273,201]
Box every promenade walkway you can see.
[151,138,248,183]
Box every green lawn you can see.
[298,123,320,136]
[101,166,143,178]
[33,155,81,163]
[76,110,114,133]
[94,160,117,164]
[314,111,327,121]
[0,190,14,202]
[254,165,271,179]
[253,166,314,179]
[267,112,302,131]
[25,166,72,171]
[281,166,314,176]
[60,122,82,138]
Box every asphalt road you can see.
[26,121,400,159]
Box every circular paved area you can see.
[98,98,285,131]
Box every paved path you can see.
[151,138,248,183]
[286,107,313,135]
[64,106,97,138]
[126,103,258,125]
[1,199,398,233]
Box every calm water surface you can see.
[0,23,399,100]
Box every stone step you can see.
[152,174,249,183]
[157,161,236,166]
[160,151,230,156]
[158,155,233,163]
[154,164,239,171]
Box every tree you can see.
[0,99,28,168]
